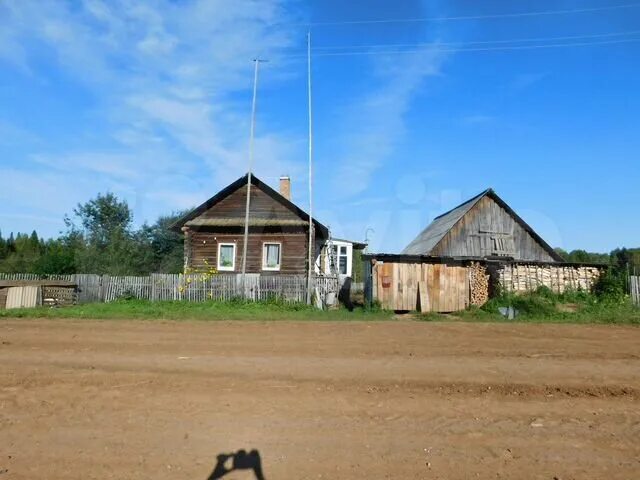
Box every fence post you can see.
[101,275,110,302]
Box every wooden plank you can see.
[432,264,441,312]
[417,281,429,313]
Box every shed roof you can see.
[171,173,329,237]
[401,188,564,262]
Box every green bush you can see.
[592,269,627,303]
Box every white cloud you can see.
[331,47,448,198]
[0,0,304,233]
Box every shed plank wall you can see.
[431,196,556,262]
[373,262,469,312]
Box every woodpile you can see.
[499,264,603,293]
[469,262,489,306]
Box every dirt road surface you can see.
[1,319,639,479]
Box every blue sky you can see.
[0,0,638,253]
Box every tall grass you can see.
[454,285,640,324]
[0,297,393,322]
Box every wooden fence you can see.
[630,275,640,306]
[0,273,339,306]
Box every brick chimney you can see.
[279,176,291,201]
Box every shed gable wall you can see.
[431,196,557,262]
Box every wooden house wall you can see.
[188,228,309,274]
[197,184,302,221]
[431,196,557,262]
[373,262,469,312]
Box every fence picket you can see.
[0,272,339,308]
[631,275,640,306]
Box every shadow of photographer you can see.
[207,449,265,480]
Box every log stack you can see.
[469,262,489,306]
[498,264,603,294]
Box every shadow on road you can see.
[207,449,265,480]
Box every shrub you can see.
[592,269,627,303]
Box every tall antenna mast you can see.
[306,31,314,305]
[241,59,262,292]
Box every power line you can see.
[293,2,640,26]
[312,30,640,51]
[280,37,640,58]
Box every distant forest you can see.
[0,193,186,275]
[0,193,639,275]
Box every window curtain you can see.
[220,245,234,267]
[265,244,280,267]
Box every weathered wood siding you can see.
[183,183,314,274]
[373,262,469,312]
[198,184,302,221]
[188,229,309,274]
[431,196,556,262]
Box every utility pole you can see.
[306,31,314,305]
[241,59,263,294]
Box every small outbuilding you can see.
[0,279,78,309]
[365,189,605,312]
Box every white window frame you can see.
[217,242,236,271]
[328,241,351,276]
[337,245,349,275]
[262,241,282,271]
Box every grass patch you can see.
[418,286,640,324]
[0,297,393,322]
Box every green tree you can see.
[0,230,7,260]
[34,239,76,275]
[65,193,139,274]
[148,212,186,273]
[67,193,132,247]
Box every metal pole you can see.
[306,31,314,305]
[241,59,260,293]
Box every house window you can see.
[332,245,349,275]
[217,243,236,271]
[339,246,348,275]
[262,242,282,271]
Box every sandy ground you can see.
[0,319,639,480]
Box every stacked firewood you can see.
[499,264,603,293]
[469,262,489,306]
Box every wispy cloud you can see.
[330,47,448,198]
[0,0,302,234]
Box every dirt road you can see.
[1,319,639,479]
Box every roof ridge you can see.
[432,188,492,220]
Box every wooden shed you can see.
[365,189,605,312]
[0,279,78,309]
